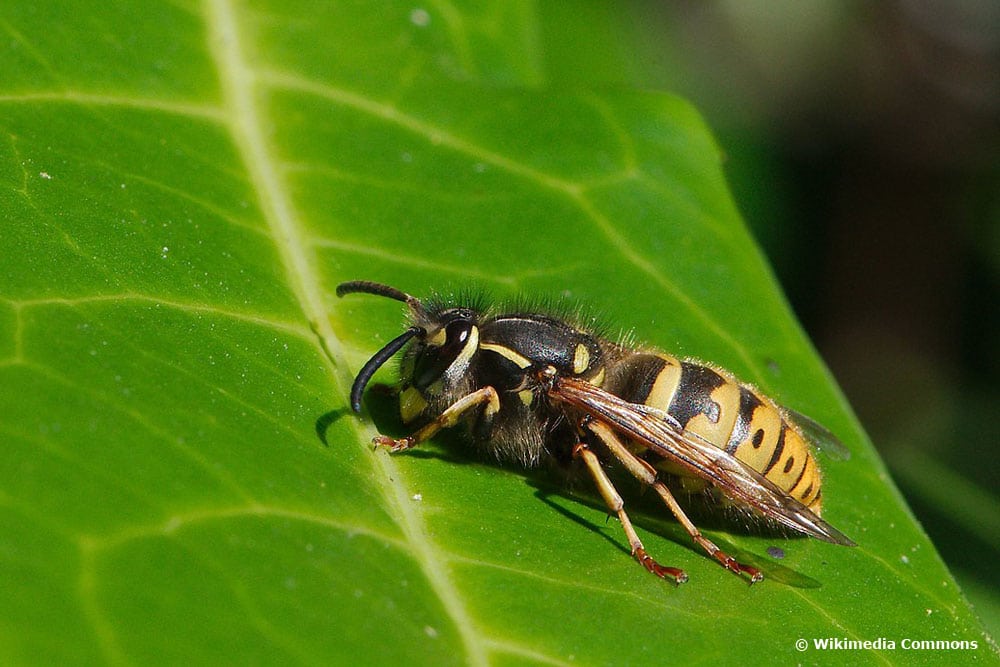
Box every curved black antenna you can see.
[349,326,423,413]
[337,280,428,320]
[338,281,430,412]
[337,281,412,303]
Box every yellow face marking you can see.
[589,366,606,387]
[427,327,447,346]
[480,342,532,369]
[518,389,534,406]
[450,325,479,371]
[573,344,590,375]
[399,386,428,423]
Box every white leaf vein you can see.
[205,1,490,664]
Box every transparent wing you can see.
[785,408,851,461]
[553,377,855,546]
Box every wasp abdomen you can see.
[606,353,823,513]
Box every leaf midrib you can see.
[203,1,490,664]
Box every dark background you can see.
[543,0,999,636]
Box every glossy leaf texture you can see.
[0,2,994,666]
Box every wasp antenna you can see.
[337,281,413,303]
[336,280,428,319]
[349,326,424,413]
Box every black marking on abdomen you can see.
[669,362,728,429]
[762,423,787,475]
[789,455,809,493]
[726,387,763,454]
[615,355,670,405]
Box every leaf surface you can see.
[0,2,994,665]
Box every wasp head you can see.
[336,281,481,415]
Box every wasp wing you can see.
[553,377,855,546]
[785,408,851,461]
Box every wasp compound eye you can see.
[413,320,475,390]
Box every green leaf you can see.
[1,2,994,666]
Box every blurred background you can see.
[541,0,999,636]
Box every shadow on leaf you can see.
[331,385,824,588]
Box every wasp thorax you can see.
[478,315,606,382]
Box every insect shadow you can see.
[315,386,478,466]
[318,389,821,589]
[315,386,411,450]
[314,408,351,447]
[528,478,822,589]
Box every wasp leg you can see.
[585,420,763,584]
[651,480,763,583]
[373,386,500,452]
[572,443,687,584]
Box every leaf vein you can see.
[254,68,765,381]
[0,91,225,122]
[205,3,489,664]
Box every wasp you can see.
[337,280,854,584]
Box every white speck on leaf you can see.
[412,493,422,501]
[39,171,52,180]
[410,8,430,27]
[424,625,438,638]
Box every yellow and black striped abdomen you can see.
[606,352,824,513]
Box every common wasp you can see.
[337,280,854,584]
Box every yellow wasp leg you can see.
[651,479,763,583]
[572,443,688,584]
[585,419,764,584]
[373,386,500,452]
[585,420,660,484]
